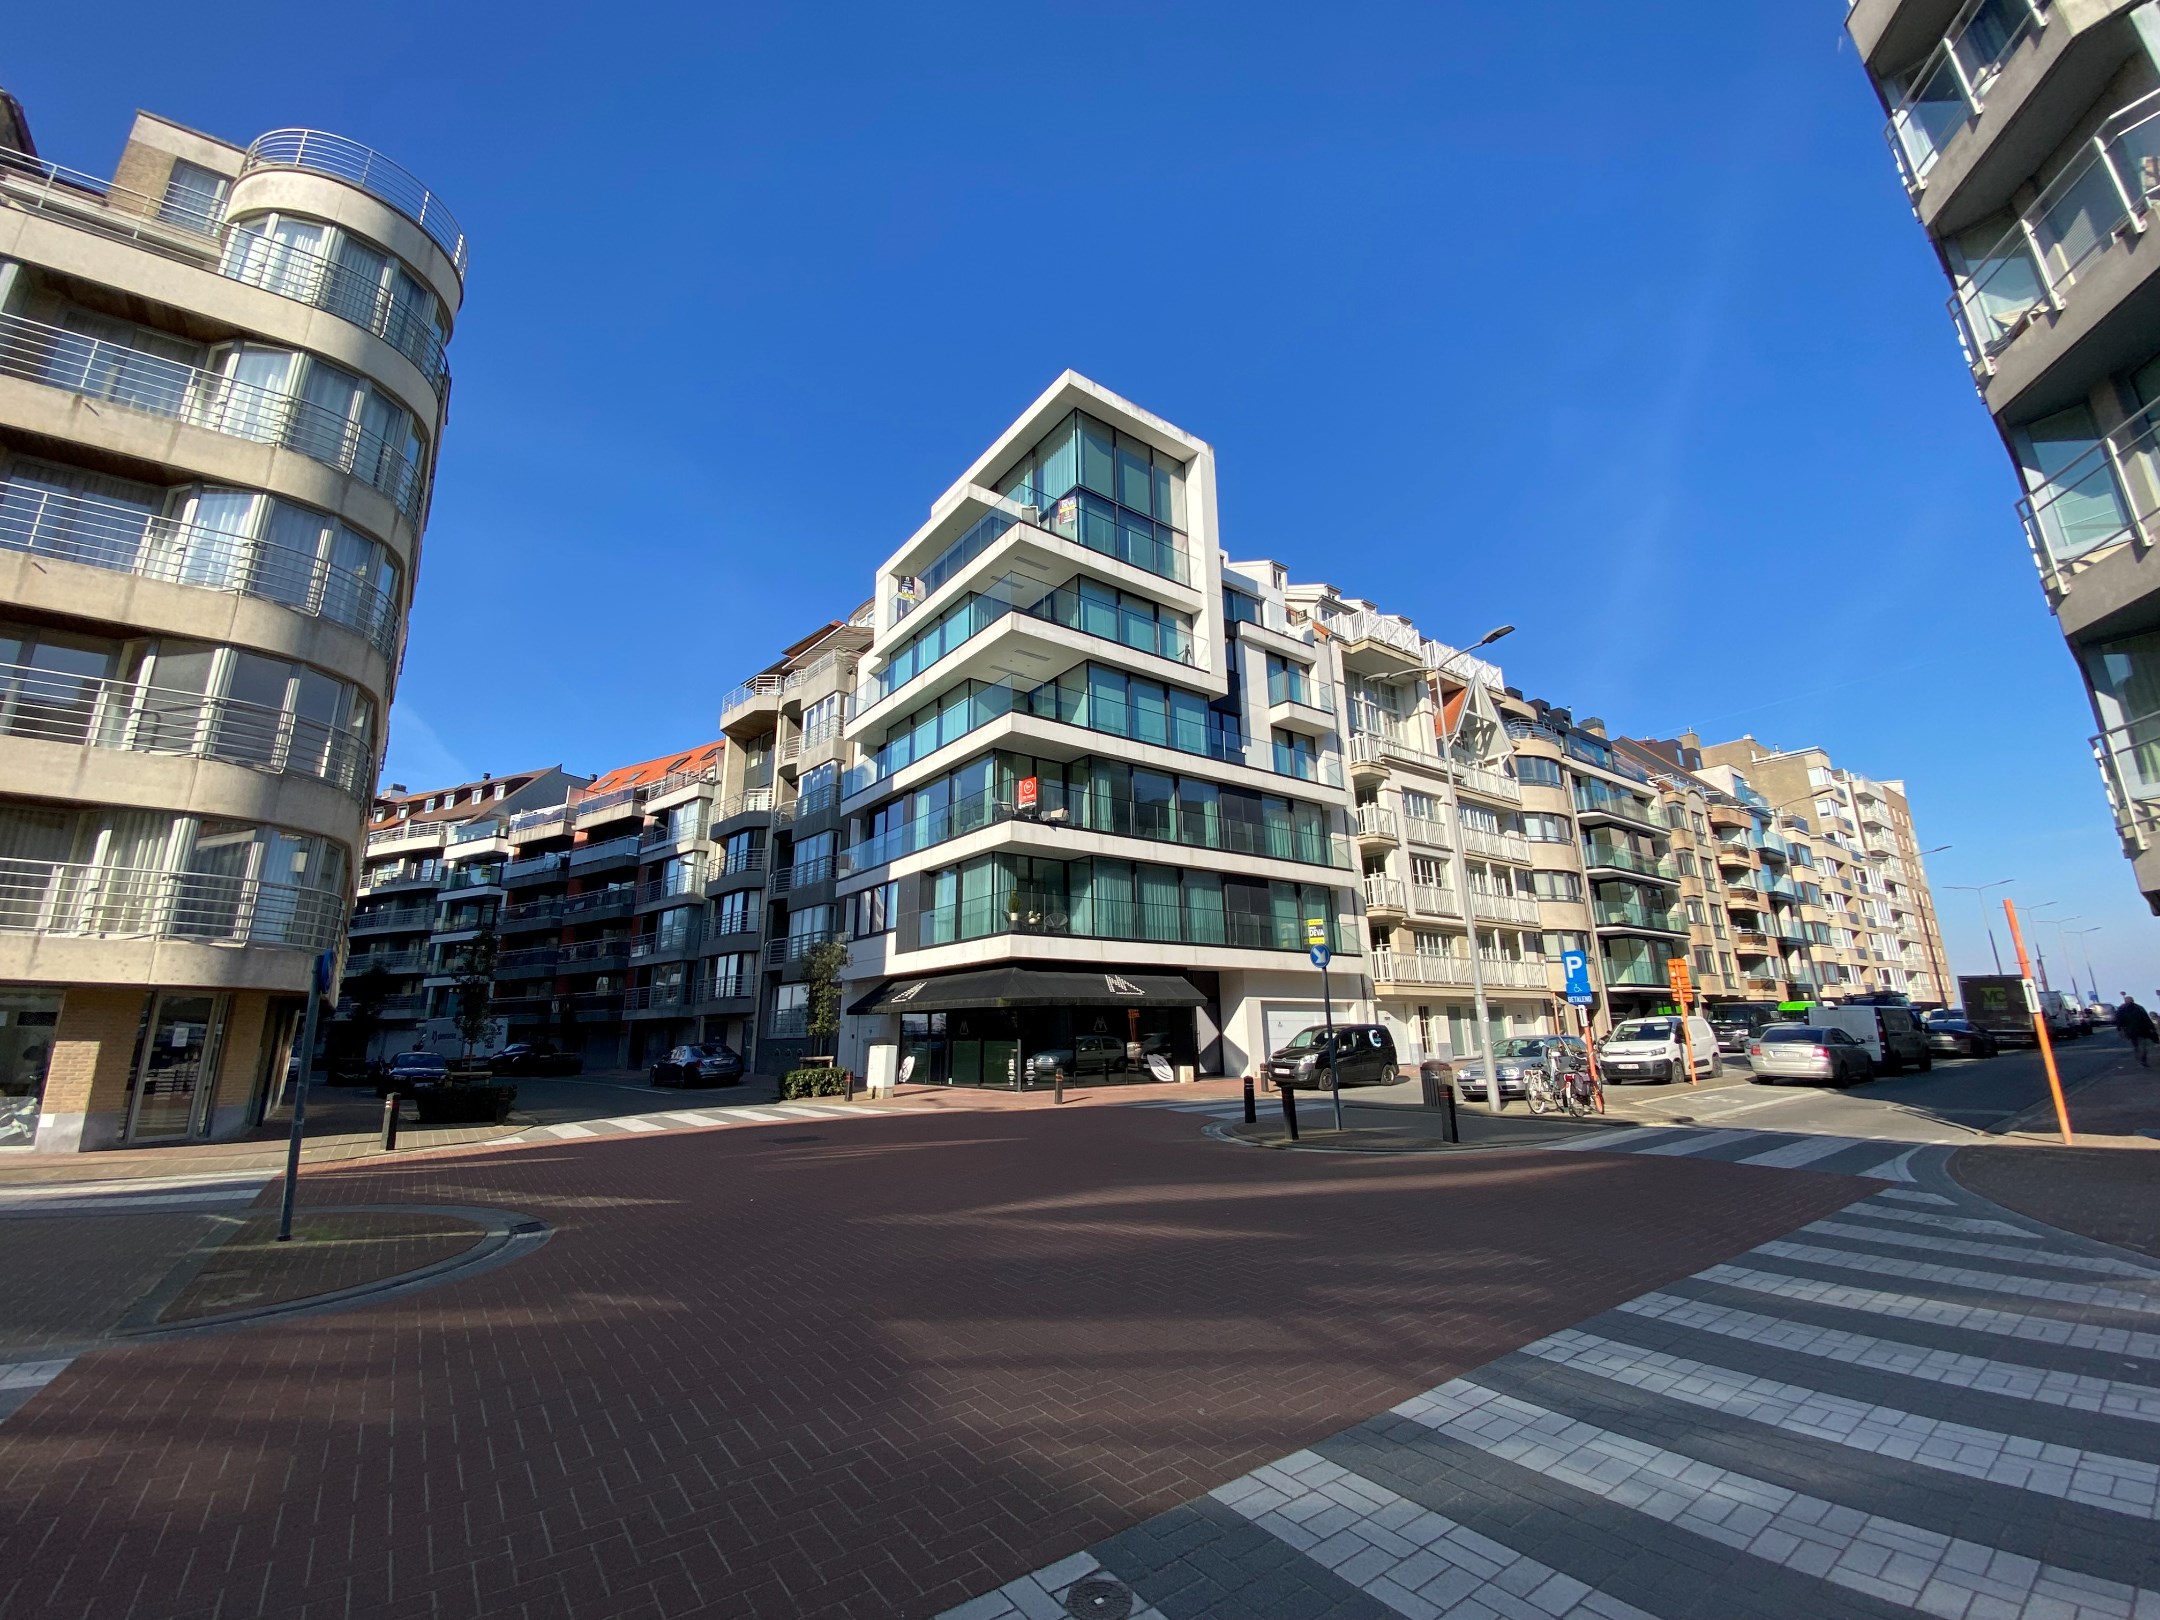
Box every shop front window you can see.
[126,992,227,1142]
[0,988,61,1146]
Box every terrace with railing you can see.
[242,129,468,279]
[0,484,402,659]
[1885,0,2049,193]
[0,660,375,798]
[0,858,344,951]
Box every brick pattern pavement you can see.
[159,1210,488,1322]
[952,1158,2160,1619]
[0,1104,1862,1620]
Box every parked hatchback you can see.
[494,1043,585,1077]
[1748,1024,1872,1087]
[377,1049,447,1097]
[650,1044,745,1088]
[1923,1014,1999,1060]
[1451,1036,1590,1105]
[1267,1024,1399,1089]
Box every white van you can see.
[1599,1015,1721,1083]
[1812,1004,1931,1074]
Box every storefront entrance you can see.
[125,993,228,1143]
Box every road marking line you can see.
[1739,1135,1874,1170]
[1619,1291,2160,1425]
[1798,1221,2160,1282]
[1217,1451,1656,1619]
[1397,1378,2160,1618]
[1634,1129,1762,1157]
[1541,1127,1671,1152]
[1873,1189,1955,1207]
[1524,1328,2160,1518]
[1845,1204,2040,1239]
[1698,1263,2160,1362]
[611,1117,664,1132]
[548,1123,597,1138]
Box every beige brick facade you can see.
[38,988,147,1152]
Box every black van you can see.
[1266,1024,1400,1088]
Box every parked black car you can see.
[493,1043,585,1077]
[1267,1023,1400,1089]
[325,1054,383,1086]
[650,1044,746,1088]
[376,1049,447,1097]
[1923,1013,2000,1059]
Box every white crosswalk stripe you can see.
[1522,1328,2160,1517]
[1618,1291,2160,1425]
[941,1169,2160,1620]
[1636,1128,1762,1157]
[1740,1134,1879,1170]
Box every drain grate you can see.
[1063,1576,1133,1618]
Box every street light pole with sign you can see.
[1561,948,1603,1093]
[278,947,337,1243]
[1666,954,1697,1085]
[1308,917,1342,1131]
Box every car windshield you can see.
[1277,1028,1327,1052]
[1759,1027,1821,1043]
[391,1053,441,1068]
[1611,1019,1677,1041]
[1491,1038,1552,1058]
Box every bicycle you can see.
[1524,1063,1563,1115]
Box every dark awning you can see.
[848,965,1208,1016]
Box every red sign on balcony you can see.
[1016,776,1039,812]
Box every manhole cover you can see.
[767,1134,822,1144]
[1063,1576,1133,1618]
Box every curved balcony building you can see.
[0,93,464,1149]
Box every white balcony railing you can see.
[1362,876,1407,913]
[1886,0,2048,193]
[1403,814,1452,849]
[2094,710,2160,853]
[720,673,783,721]
[0,660,374,798]
[0,484,401,660]
[1468,889,1541,927]
[1458,826,1531,864]
[1455,764,1523,805]
[0,858,344,950]
[1354,806,1399,843]
[1409,883,1460,919]
[0,312,425,522]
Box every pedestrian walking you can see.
[2116,994,2156,1066]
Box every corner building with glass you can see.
[833,375,1369,1085]
[0,94,461,1148]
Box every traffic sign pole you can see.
[1307,920,1342,1132]
[278,948,336,1243]
[2004,899,2073,1145]
[1666,957,1697,1086]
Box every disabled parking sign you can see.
[1561,948,1595,1007]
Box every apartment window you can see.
[1459,804,1502,834]
[1694,947,1714,977]
[159,160,230,232]
[1685,899,1704,924]
[424,797,438,812]
[850,881,898,938]
[1529,870,1581,902]
[1675,851,1696,877]
[713,889,758,935]
[1542,930,1589,957]
[1807,766,1831,788]
[1515,756,1564,788]
[769,982,807,1035]
[1271,728,1318,779]
[1412,929,1453,957]
[786,904,836,946]
[1402,789,1440,821]
[1691,813,1709,837]
[1265,654,1320,707]
[1223,588,1264,627]
[1720,952,1736,979]
[1521,812,1572,843]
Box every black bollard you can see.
[1054,1065,1064,1106]
[1440,1079,1459,1144]
[1280,1082,1299,1141]
[380,1092,400,1152]
[1243,1074,1257,1124]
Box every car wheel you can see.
[1378,1063,1398,1085]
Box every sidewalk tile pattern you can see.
[944,1171,2160,1619]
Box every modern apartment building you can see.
[828,375,1369,1084]
[346,769,583,1061]
[1693,735,1952,1005]
[0,94,462,1148]
[1851,2,2160,910]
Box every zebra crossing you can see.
[941,1161,2160,1620]
[497,1097,934,1145]
[1540,1124,1932,1181]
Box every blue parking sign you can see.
[1561,949,1594,1006]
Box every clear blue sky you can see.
[8,1,2149,996]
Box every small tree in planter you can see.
[452,920,501,1063]
[779,940,851,1099]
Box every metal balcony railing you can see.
[561,888,634,919]
[0,484,401,659]
[560,938,629,965]
[568,834,641,869]
[766,929,843,966]
[571,784,645,824]
[2094,710,2160,853]
[1583,844,1677,881]
[366,821,445,850]
[505,804,568,839]
[720,673,783,721]
[242,130,468,278]
[1458,826,1531,864]
[0,149,451,385]
[0,857,344,950]
[695,971,755,1004]
[0,662,372,797]
[1886,0,2049,194]
[345,948,424,974]
[1469,890,1542,927]
[0,312,425,522]
[1948,86,2160,380]
[503,851,568,882]
[1369,949,1546,991]
[1593,900,1686,933]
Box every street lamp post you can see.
[1946,880,2014,976]
[2025,901,2061,992]
[1434,624,1514,1112]
[2065,925,2102,1002]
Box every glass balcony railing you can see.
[2093,709,2160,853]
[1265,667,1336,716]
[896,484,1191,622]
[1581,844,1676,880]
[1886,0,2047,191]
[841,776,1346,876]
[1948,89,2160,379]
[906,896,1353,957]
[1593,898,1687,933]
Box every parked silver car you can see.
[1748,1024,1872,1087]
[1451,1036,1589,1104]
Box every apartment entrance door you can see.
[126,993,228,1142]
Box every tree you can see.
[804,939,849,1059]
[344,963,396,1060]
[452,918,501,1059]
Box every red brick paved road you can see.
[0,1108,1866,1620]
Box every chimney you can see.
[1581,716,1607,737]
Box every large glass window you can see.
[127,992,227,1142]
[2020,404,2129,563]
[0,987,61,1147]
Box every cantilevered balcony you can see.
[0,312,427,522]
[242,129,468,279]
[1362,876,1407,921]
[1353,806,1400,850]
[1883,0,2049,195]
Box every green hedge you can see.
[780,1065,850,1099]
